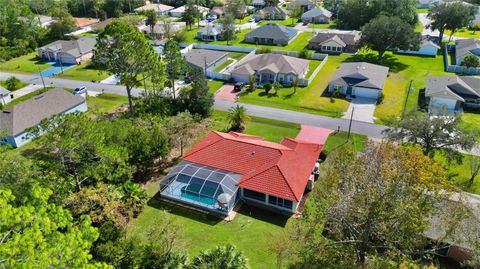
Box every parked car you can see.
[234,82,245,92]
[248,17,255,23]
[302,21,309,26]
[72,86,87,95]
[211,14,218,19]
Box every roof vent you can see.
[251,151,256,155]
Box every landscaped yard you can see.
[307,21,337,29]
[305,59,322,78]
[214,59,234,72]
[0,80,28,91]
[57,63,110,82]
[0,52,52,74]
[238,54,350,117]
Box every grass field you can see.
[0,79,28,91]
[0,52,52,74]
[207,79,225,94]
[57,64,110,82]
[445,28,480,39]
[417,8,429,14]
[87,93,128,115]
[306,60,322,78]
[239,54,350,117]
[307,21,337,29]
[214,59,234,72]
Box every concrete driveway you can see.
[342,98,377,123]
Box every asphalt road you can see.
[1,71,390,138]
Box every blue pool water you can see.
[181,188,217,205]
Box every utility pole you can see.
[347,106,354,141]
[37,64,46,90]
[402,80,413,119]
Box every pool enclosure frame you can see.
[159,161,242,215]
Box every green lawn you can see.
[228,52,248,61]
[305,60,322,78]
[445,28,480,39]
[0,52,52,74]
[237,15,253,24]
[416,8,429,14]
[239,54,350,117]
[207,80,225,94]
[434,153,480,195]
[87,93,128,115]
[414,20,424,33]
[258,19,297,27]
[461,111,480,132]
[282,32,315,51]
[323,131,368,155]
[57,64,110,82]
[0,80,28,91]
[307,21,337,29]
[214,59,234,72]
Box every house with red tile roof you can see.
[159,131,324,216]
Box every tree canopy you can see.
[428,2,475,42]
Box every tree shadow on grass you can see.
[344,53,409,73]
[236,204,290,227]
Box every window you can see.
[322,46,326,51]
[326,46,331,51]
[268,195,293,210]
[243,188,266,202]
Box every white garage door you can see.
[354,87,379,100]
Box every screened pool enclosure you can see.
[159,161,242,214]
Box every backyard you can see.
[127,112,368,269]
[0,52,52,74]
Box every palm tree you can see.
[145,10,158,38]
[191,244,248,269]
[121,181,147,215]
[227,105,249,132]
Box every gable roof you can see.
[197,23,223,36]
[455,38,480,62]
[255,6,287,16]
[420,35,440,49]
[309,31,361,46]
[231,53,309,76]
[183,49,227,69]
[170,5,209,14]
[426,76,480,102]
[301,7,332,18]
[245,23,297,40]
[183,131,322,201]
[134,3,174,12]
[39,37,97,58]
[0,89,85,136]
[330,62,389,90]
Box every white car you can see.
[248,18,255,23]
[72,86,87,95]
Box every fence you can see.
[299,54,328,86]
[444,44,480,75]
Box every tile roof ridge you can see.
[183,131,224,158]
[275,162,300,201]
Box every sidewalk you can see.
[2,84,44,104]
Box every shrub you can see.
[255,47,271,54]
[299,49,311,59]
[377,92,384,105]
[264,83,272,94]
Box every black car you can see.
[234,82,245,92]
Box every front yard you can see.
[0,52,52,74]
[238,54,350,117]
[57,63,110,82]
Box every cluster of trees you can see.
[427,1,476,42]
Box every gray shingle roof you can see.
[0,89,85,136]
[301,7,332,19]
[309,31,361,46]
[330,62,389,90]
[455,38,480,62]
[231,53,309,76]
[39,37,97,58]
[426,76,480,102]
[197,24,223,36]
[245,23,297,40]
[183,49,228,69]
[255,6,287,16]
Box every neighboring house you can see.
[159,131,323,216]
[251,0,266,9]
[19,15,55,28]
[197,24,224,41]
[301,7,332,24]
[139,22,180,40]
[0,89,87,148]
[230,53,309,85]
[289,0,315,12]
[37,37,96,65]
[0,86,11,105]
[73,17,100,29]
[396,35,440,56]
[170,5,210,18]
[210,6,225,17]
[455,38,480,65]
[416,0,446,8]
[308,31,361,53]
[328,62,389,100]
[244,23,298,45]
[425,76,480,111]
[183,49,228,71]
[134,3,174,16]
[91,18,116,32]
[253,6,288,21]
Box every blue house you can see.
[0,88,87,148]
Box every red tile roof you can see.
[183,131,323,201]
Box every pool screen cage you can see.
[159,161,242,214]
